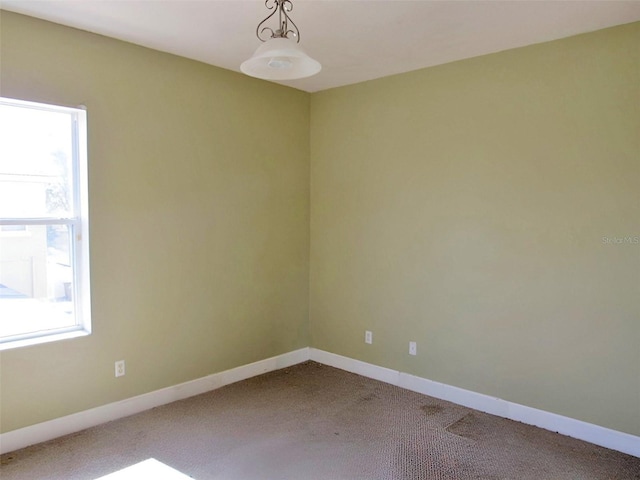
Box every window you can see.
[0,97,91,350]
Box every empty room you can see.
[0,1,638,479]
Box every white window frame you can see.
[0,97,91,350]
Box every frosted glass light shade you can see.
[241,37,321,80]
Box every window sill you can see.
[0,328,90,351]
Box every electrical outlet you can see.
[365,330,373,344]
[115,360,125,377]
[409,341,417,356]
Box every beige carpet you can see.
[1,361,639,479]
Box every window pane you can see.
[0,224,75,339]
[0,97,89,350]
[0,104,74,218]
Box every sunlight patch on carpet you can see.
[94,458,193,479]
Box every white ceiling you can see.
[2,1,640,92]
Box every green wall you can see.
[310,22,640,436]
[1,10,638,439]
[0,12,310,433]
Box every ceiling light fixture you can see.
[241,0,321,81]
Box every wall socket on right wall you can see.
[409,341,417,356]
[365,330,373,344]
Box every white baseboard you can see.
[0,347,310,455]
[309,348,640,458]
[2,346,638,458]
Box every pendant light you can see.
[241,0,321,81]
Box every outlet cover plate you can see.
[115,360,125,377]
[365,330,373,344]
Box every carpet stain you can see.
[421,404,444,416]
[446,413,482,441]
[358,392,379,402]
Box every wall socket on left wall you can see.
[115,360,125,377]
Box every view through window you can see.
[0,97,91,349]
